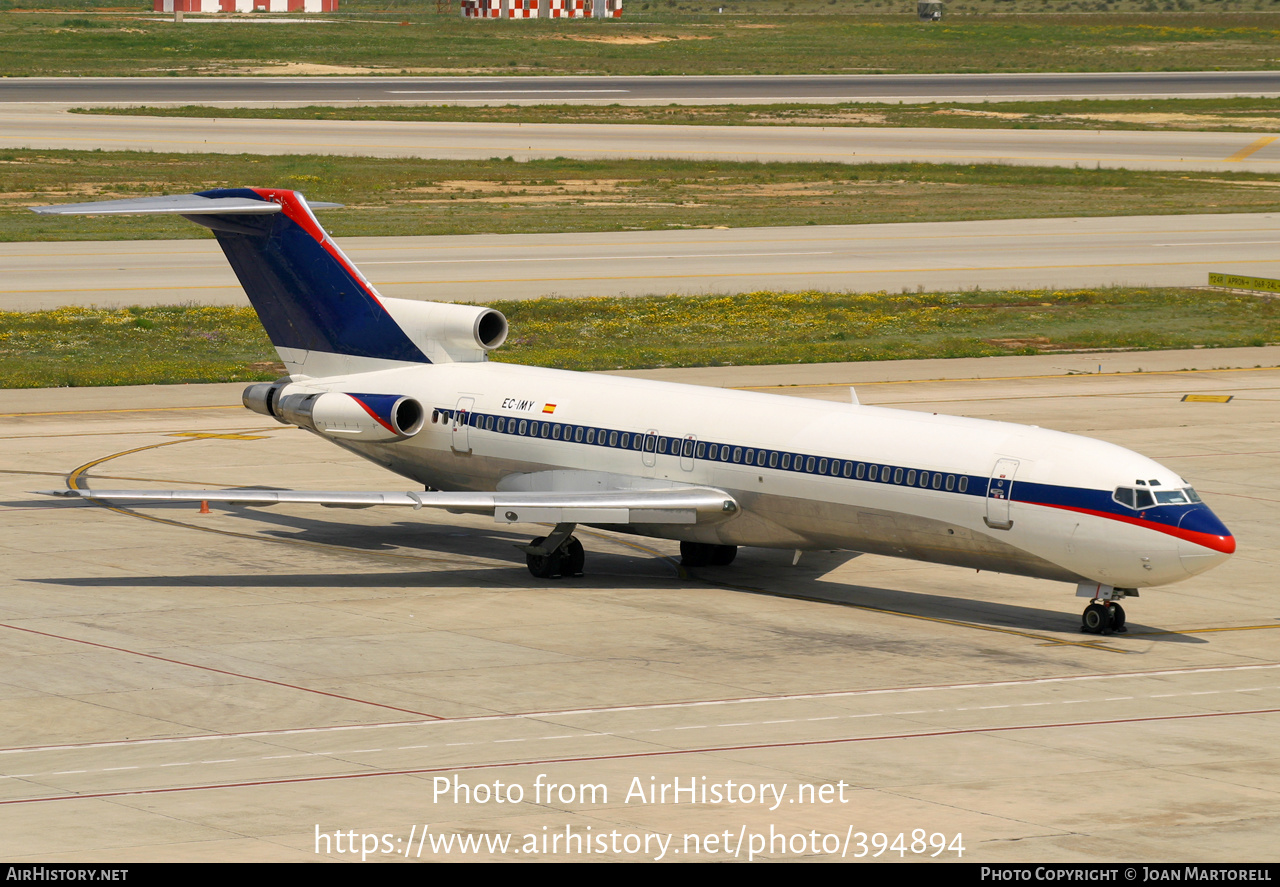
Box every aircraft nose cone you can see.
[1177,506,1235,576]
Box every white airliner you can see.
[35,189,1235,635]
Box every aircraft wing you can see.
[43,486,739,526]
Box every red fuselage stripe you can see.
[1027,502,1236,554]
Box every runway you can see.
[1,348,1276,860]
[7,72,1280,106]
[5,72,1280,106]
[5,105,1279,173]
[5,213,1276,309]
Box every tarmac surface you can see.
[7,72,1280,106]
[1,346,1276,861]
[5,213,1278,310]
[6,105,1279,173]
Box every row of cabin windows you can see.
[434,409,970,495]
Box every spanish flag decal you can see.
[543,403,557,414]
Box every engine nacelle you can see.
[243,380,292,420]
[277,391,425,442]
[380,299,508,364]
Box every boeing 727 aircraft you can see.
[35,189,1235,635]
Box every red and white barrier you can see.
[157,0,337,11]
[461,0,501,16]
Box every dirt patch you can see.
[411,179,634,195]
[935,109,1029,121]
[984,336,1075,351]
[756,112,888,125]
[553,33,711,44]
[1074,112,1280,128]
[214,62,406,75]
[936,107,1280,129]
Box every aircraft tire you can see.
[681,542,737,568]
[711,545,737,566]
[680,541,712,567]
[1081,602,1110,634]
[564,537,585,576]
[1111,602,1127,633]
[526,536,561,579]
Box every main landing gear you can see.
[518,522,584,579]
[679,541,737,567]
[1076,582,1134,635]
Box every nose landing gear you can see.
[1081,601,1127,635]
[1076,582,1134,635]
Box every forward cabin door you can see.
[452,396,474,455]
[985,458,1018,529]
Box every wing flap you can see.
[43,487,738,526]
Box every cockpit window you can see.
[1113,486,1155,509]
[1155,490,1190,505]
[1184,487,1202,503]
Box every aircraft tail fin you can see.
[32,189,507,376]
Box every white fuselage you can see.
[283,360,1231,590]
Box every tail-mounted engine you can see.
[244,383,424,442]
[381,299,508,364]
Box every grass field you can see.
[1,287,1273,387]
[8,150,1280,242]
[87,97,1280,134]
[1,8,1277,77]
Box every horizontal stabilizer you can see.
[43,487,739,526]
[30,195,342,216]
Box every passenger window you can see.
[906,470,916,486]
[732,447,743,463]
[893,468,904,484]
[868,465,878,481]
[805,456,815,473]
[856,463,866,479]
[945,475,955,491]
[781,453,791,469]
[958,477,968,493]
[586,429,596,444]
[644,433,656,452]
[709,444,719,460]
[745,449,755,466]
[658,438,668,454]
[931,474,941,489]
[518,419,528,435]
[609,431,618,447]
[818,458,828,474]
[552,424,561,439]
[696,442,706,459]
[540,423,550,438]
[769,452,779,468]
